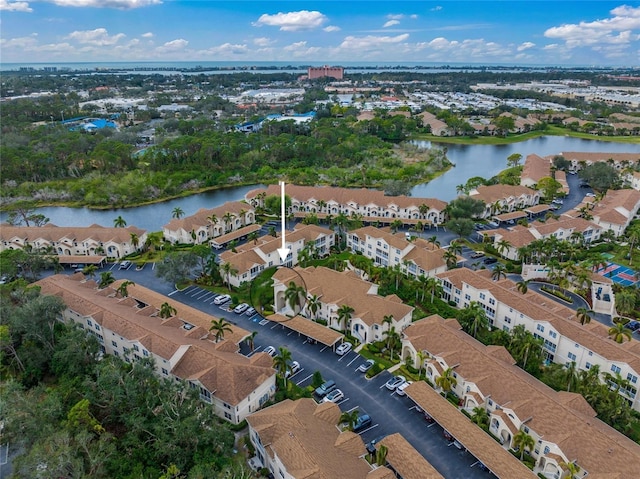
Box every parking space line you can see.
[296,373,313,386]
[259,319,269,326]
[356,424,379,435]
[346,355,359,367]
[199,292,214,301]
[168,289,179,297]
[346,406,359,413]
[287,331,294,336]
[337,397,350,406]
[320,346,328,352]
[190,288,204,297]
[181,286,196,293]
[194,290,210,299]
[270,323,279,330]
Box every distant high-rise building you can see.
[307,65,344,80]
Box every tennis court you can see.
[595,261,639,287]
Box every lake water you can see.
[1,137,637,231]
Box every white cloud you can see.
[410,14,418,19]
[383,20,400,28]
[323,25,340,32]
[141,32,154,38]
[0,0,32,12]
[337,33,409,52]
[198,42,249,56]
[544,5,640,48]
[253,10,327,31]
[414,36,509,60]
[517,41,535,51]
[156,38,188,52]
[66,28,125,46]
[283,40,321,57]
[387,14,404,21]
[0,33,38,48]
[47,0,161,8]
[431,6,442,12]
[253,37,274,47]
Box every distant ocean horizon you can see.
[2,60,634,73]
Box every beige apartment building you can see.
[219,224,335,288]
[401,315,640,479]
[436,268,640,412]
[162,201,255,245]
[272,266,413,344]
[36,274,276,424]
[590,188,640,237]
[245,184,448,227]
[347,226,450,276]
[468,184,540,218]
[0,223,147,260]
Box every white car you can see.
[285,361,301,378]
[213,294,231,305]
[263,346,277,357]
[586,193,596,197]
[233,303,249,314]
[335,342,352,356]
[384,375,406,391]
[396,381,413,396]
[323,388,344,403]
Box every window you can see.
[162,368,168,375]
[568,352,576,361]
[543,446,550,454]
[549,331,557,339]
[114,351,119,357]
[611,365,621,374]
[111,340,118,348]
[489,298,495,305]
[536,324,545,333]
[143,350,149,357]
[585,362,591,369]
[628,374,638,384]
[133,344,139,352]
[479,293,486,300]
[95,324,101,331]
[87,319,93,327]
[504,316,512,324]
[465,294,471,301]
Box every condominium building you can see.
[246,398,394,478]
[559,151,640,172]
[0,223,147,260]
[401,314,640,479]
[272,266,414,344]
[219,224,335,288]
[590,188,640,237]
[36,274,276,424]
[245,185,447,227]
[162,201,255,245]
[436,268,640,412]
[468,184,540,218]
[307,65,344,80]
[347,226,450,276]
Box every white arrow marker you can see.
[277,180,290,263]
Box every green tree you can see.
[210,317,233,342]
[159,302,177,319]
[491,263,507,281]
[446,217,475,238]
[608,322,632,343]
[116,280,135,298]
[82,264,98,280]
[156,251,200,286]
[616,290,637,317]
[471,406,489,429]
[516,280,529,294]
[507,153,522,168]
[435,367,457,393]
[273,346,292,387]
[307,294,321,319]
[285,281,306,314]
[576,307,593,325]
[536,176,562,199]
[375,443,388,467]
[98,271,115,289]
[459,301,489,339]
[336,304,355,333]
[340,409,360,431]
[113,215,127,228]
[512,429,535,460]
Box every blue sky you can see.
[1,1,639,65]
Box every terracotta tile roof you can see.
[528,216,601,236]
[0,223,146,246]
[247,399,376,479]
[404,381,536,478]
[591,189,640,226]
[560,152,640,163]
[246,184,447,212]
[470,184,538,204]
[36,275,273,406]
[211,224,261,245]
[273,266,414,327]
[521,153,551,183]
[163,201,253,232]
[377,433,443,479]
[436,269,640,372]
[266,313,343,346]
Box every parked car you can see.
[335,342,352,356]
[483,257,498,265]
[471,251,484,258]
[396,381,413,396]
[579,183,590,188]
[314,380,337,398]
[245,307,257,316]
[384,375,406,391]
[424,413,435,424]
[353,414,373,433]
[233,303,249,314]
[263,346,277,357]
[357,359,375,373]
[586,193,596,197]
[119,260,131,270]
[323,389,344,403]
[366,435,387,454]
[285,361,301,378]
[213,294,231,305]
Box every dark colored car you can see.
[353,414,372,433]
[314,380,337,398]
[483,257,498,265]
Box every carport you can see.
[404,382,535,478]
[265,313,343,347]
[525,204,551,218]
[493,211,527,224]
[210,224,261,249]
[58,255,107,267]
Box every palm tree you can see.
[130,232,140,251]
[116,280,135,298]
[384,326,401,360]
[246,331,258,351]
[306,294,321,320]
[82,264,98,280]
[496,239,511,257]
[390,219,403,234]
[113,215,127,228]
[576,307,593,325]
[238,208,248,227]
[159,302,177,319]
[375,444,388,467]
[563,361,579,392]
[461,301,489,338]
[273,347,292,386]
[615,290,637,317]
[220,262,238,291]
[222,212,234,233]
[248,231,259,245]
[416,350,427,378]
[172,207,184,219]
[419,203,430,220]
[209,317,233,342]
[456,184,466,195]
[559,461,581,479]
[491,263,507,281]
[427,235,440,248]
[340,409,360,431]
[512,429,535,460]
[516,279,529,295]
[285,281,306,314]
[608,322,632,343]
[443,249,458,269]
[382,314,394,332]
[336,304,354,333]
[98,271,115,289]
[435,367,457,393]
[471,406,489,429]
